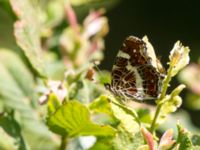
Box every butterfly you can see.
[105,36,166,101]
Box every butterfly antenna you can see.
[92,61,103,75]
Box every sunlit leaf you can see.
[47,93,62,116]
[113,126,144,150]
[89,137,114,150]
[137,108,152,124]
[47,100,116,137]
[108,96,140,135]
[89,95,113,116]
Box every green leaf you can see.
[137,109,152,124]
[108,96,140,135]
[89,95,113,116]
[89,95,118,126]
[0,112,28,150]
[113,126,144,150]
[9,0,46,77]
[47,100,116,137]
[89,137,114,150]
[0,50,37,122]
[47,93,61,116]
[177,124,193,150]
[0,49,57,150]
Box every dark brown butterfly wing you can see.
[108,36,165,101]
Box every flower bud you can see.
[141,127,155,150]
[158,129,175,150]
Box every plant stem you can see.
[150,66,173,133]
[149,103,162,133]
[60,136,68,150]
[160,66,173,99]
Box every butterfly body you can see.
[106,36,165,101]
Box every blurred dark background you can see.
[102,0,200,126]
[103,0,200,69]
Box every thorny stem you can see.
[150,65,173,133]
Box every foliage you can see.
[0,0,199,150]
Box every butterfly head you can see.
[104,83,111,91]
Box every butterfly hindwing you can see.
[108,36,165,101]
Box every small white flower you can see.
[38,80,67,105]
[169,41,190,77]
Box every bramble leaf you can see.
[89,95,113,116]
[9,0,46,77]
[113,126,145,150]
[108,96,140,135]
[47,100,116,137]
